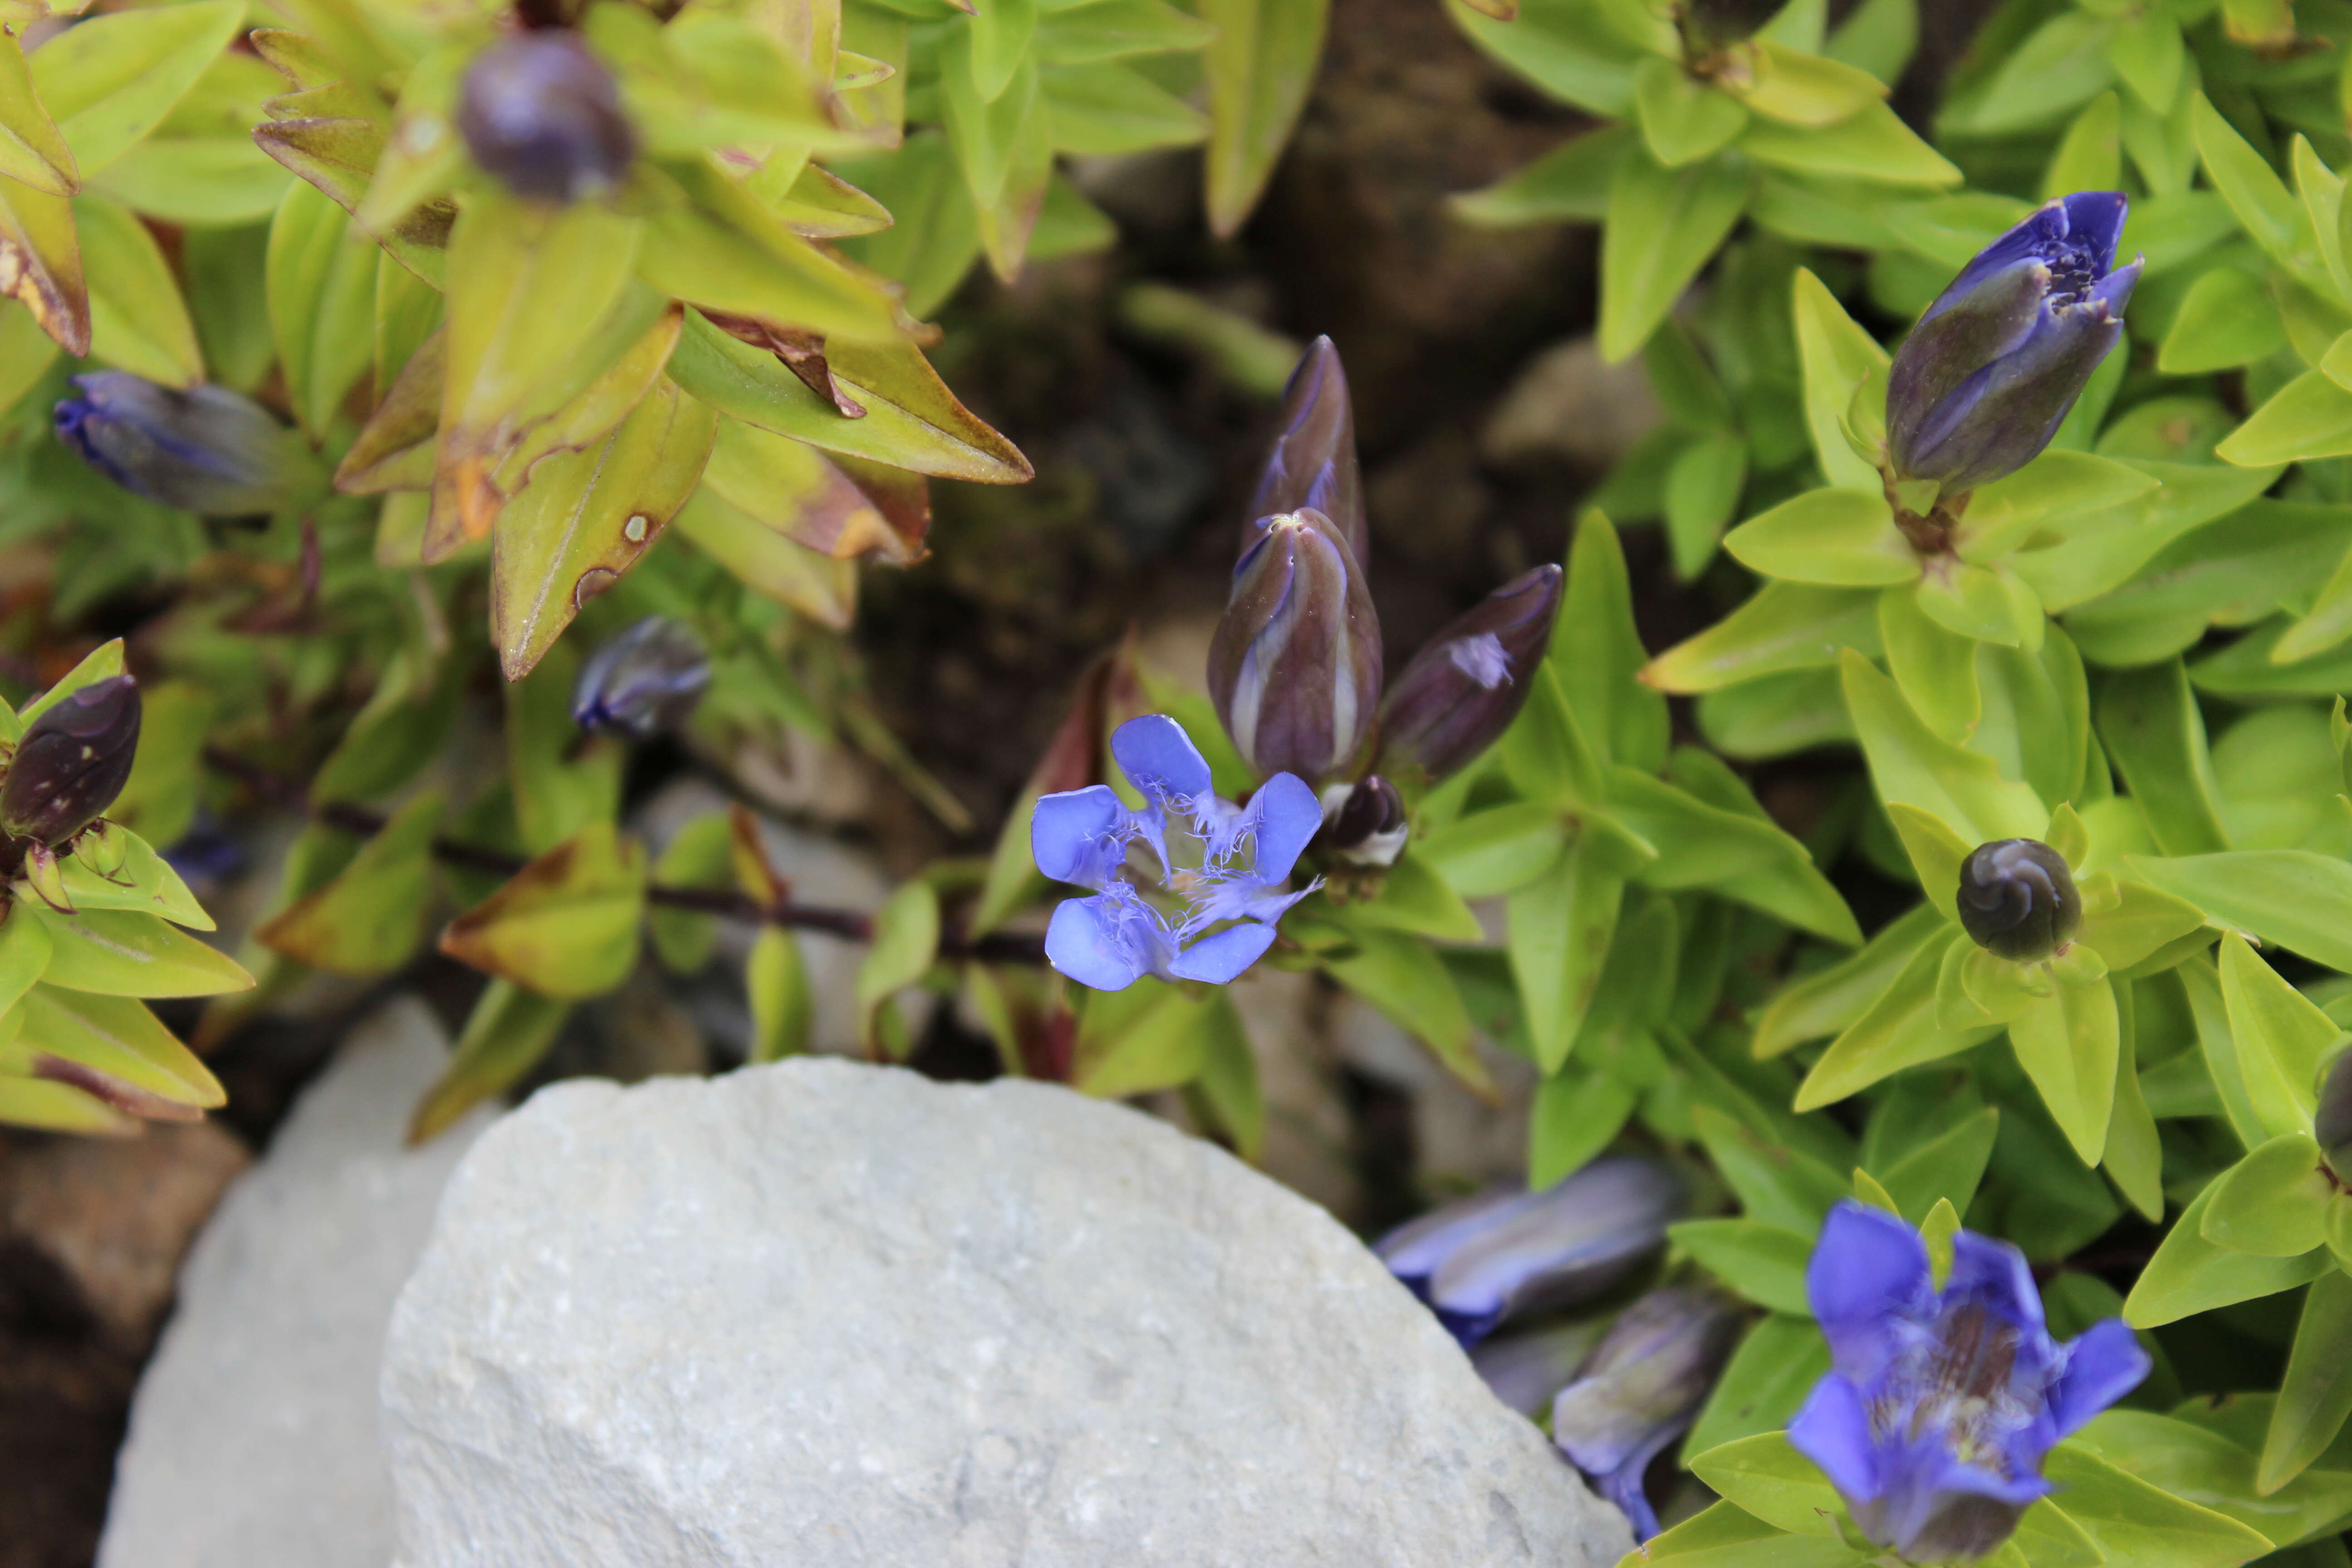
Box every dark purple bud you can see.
[1247,337,1366,570]
[1375,1156,1687,1347]
[572,617,710,738]
[54,374,322,516]
[2316,1049,2352,1186]
[1886,193,2141,497]
[1208,508,1382,787]
[1552,1287,1747,1541]
[1373,564,1562,789]
[1325,774,1406,864]
[1957,838,2081,962]
[458,32,636,204]
[1,676,141,847]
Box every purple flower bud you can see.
[54,374,321,516]
[1375,1156,1687,1348]
[1470,1318,1610,1419]
[572,617,710,738]
[2315,1049,2352,1186]
[1957,838,2080,962]
[1324,773,1406,865]
[1248,336,1366,570]
[1373,564,1562,789]
[1790,1203,2148,1564]
[1552,1287,1747,1541]
[458,32,636,205]
[1,676,141,847]
[1208,508,1382,787]
[1886,193,2141,497]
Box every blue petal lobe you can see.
[1044,896,1149,990]
[1245,771,1323,884]
[1166,919,1278,984]
[1032,785,1130,888]
[2049,1319,2151,1436]
[1810,1202,1931,1374]
[1789,1373,1882,1504]
[1112,714,1214,806]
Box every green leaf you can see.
[1840,650,2049,844]
[7,986,224,1120]
[1880,586,1979,741]
[2044,1441,2278,1568]
[1319,922,1490,1096]
[267,178,377,437]
[1336,853,1484,942]
[1644,582,1880,694]
[0,178,88,357]
[1692,1102,1848,1231]
[2265,1272,2352,1494]
[27,0,243,177]
[1797,926,1998,1109]
[408,979,571,1143]
[27,906,253,999]
[1418,802,1569,898]
[1199,0,1328,236]
[54,823,209,931]
[1670,1217,1814,1314]
[1612,1501,1870,1568]
[1039,0,1217,62]
[2124,1174,2332,1327]
[1685,1314,1832,1457]
[1634,57,1747,167]
[75,194,198,387]
[1453,125,1632,226]
[1657,751,1859,942]
[2008,974,2120,1165]
[253,792,442,978]
[1688,1431,1843,1537]
[1755,903,1944,1057]
[1876,1103,2001,1223]
[638,159,899,344]
[1611,766,1856,941]
[2043,91,2122,198]
[2077,877,2209,975]
[830,132,981,318]
[2192,93,2308,269]
[437,823,648,1001]
[2217,932,2340,1140]
[0,32,74,197]
[2132,852,2352,976]
[1726,39,1884,127]
[1529,1063,1638,1186]
[1040,60,1208,154]
[969,0,1039,99]
[857,881,940,1054]
[1792,266,1891,493]
[1744,102,1958,188]
[503,642,623,856]
[746,926,811,1063]
[2096,661,2230,857]
[1954,450,2162,564]
[1938,10,2112,136]
[648,813,730,974]
[2014,460,2284,613]
[0,902,51,1020]
[1724,487,1916,587]
[1509,830,1628,1072]
[2073,1408,2352,1548]
[1555,510,1670,771]
[1073,980,1210,1098]
[1599,146,1749,363]
[2201,1132,2333,1256]
[2159,267,2287,374]
[2216,370,2352,466]
[1502,664,1609,807]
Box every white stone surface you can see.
[382,1058,1631,1568]
[97,997,498,1568]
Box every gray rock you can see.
[382,1058,1632,1568]
[97,997,498,1568]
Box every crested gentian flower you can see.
[458,32,637,204]
[1376,1156,1686,1347]
[1551,1286,1746,1541]
[1031,714,1322,990]
[1,676,140,846]
[1956,838,2080,962]
[1208,507,1381,787]
[1374,563,1563,790]
[1886,192,2141,498]
[1788,1203,2150,1564]
[1246,336,1366,568]
[54,374,322,516]
[573,616,711,737]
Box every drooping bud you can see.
[1375,1156,1686,1347]
[1208,508,1381,787]
[54,374,323,516]
[1,676,142,847]
[1373,564,1563,789]
[1886,193,2141,497]
[457,32,637,204]
[1552,1287,1747,1541]
[572,617,710,737]
[1247,336,1365,569]
[2315,1048,2352,1186]
[1322,774,1406,865]
[1956,838,2081,962]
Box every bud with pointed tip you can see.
[1552,1286,1747,1541]
[1886,192,2141,497]
[2316,1048,2352,1186]
[573,617,710,737]
[1373,564,1563,789]
[1208,508,1382,787]
[1956,838,2080,962]
[458,32,637,204]
[1323,774,1406,865]
[1247,336,1366,569]
[54,374,322,516]
[1,676,141,847]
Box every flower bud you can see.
[1208,508,1382,787]
[1247,336,1366,570]
[1,676,141,847]
[458,32,636,204]
[1323,774,1406,865]
[1886,193,2141,498]
[1470,1318,1610,1419]
[1373,564,1562,789]
[54,374,322,516]
[1552,1287,1746,1540]
[572,617,710,737]
[1375,1156,1686,1348]
[2315,1048,2352,1186]
[1956,838,2081,962]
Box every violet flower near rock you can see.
[1788,1202,2149,1564]
[1550,1285,1745,1541]
[1031,714,1322,990]
[573,617,711,738]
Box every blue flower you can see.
[1788,1202,2151,1564]
[1031,714,1323,990]
[1551,1286,1746,1542]
[55,373,322,516]
[1886,192,2142,497]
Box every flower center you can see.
[2041,239,2102,309]
[1875,1302,2026,1477]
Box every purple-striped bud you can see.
[1886,193,2141,497]
[2316,1048,2352,1186]
[1375,1156,1686,1347]
[1373,564,1562,789]
[572,617,710,737]
[1552,1287,1746,1540]
[1247,337,1366,570]
[1957,838,2079,962]
[54,374,322,516]
[1208,508,1381,787]
[1,677,141,846]
[458,33,636,205]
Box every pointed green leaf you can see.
[2201,1132,2333,1256]
[1199,0,1328,236]
[408,979,570,1143]
[1599,145,1749,363]
[2125,1174,2332,1327]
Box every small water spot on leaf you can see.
[624,514,648,542]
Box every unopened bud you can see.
[1,676,141,846]
[1247,337,1366,569]
[54,374,322,516]
[2316,1048,2352,1186]
[1208,508,1381,787]
[1322,774,1406,866]
[1373,564,1562,789]
[458,32,636,204]
[1957,838,2081,962]
[1551,1286,1746,1541]
[572,617,710,737]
